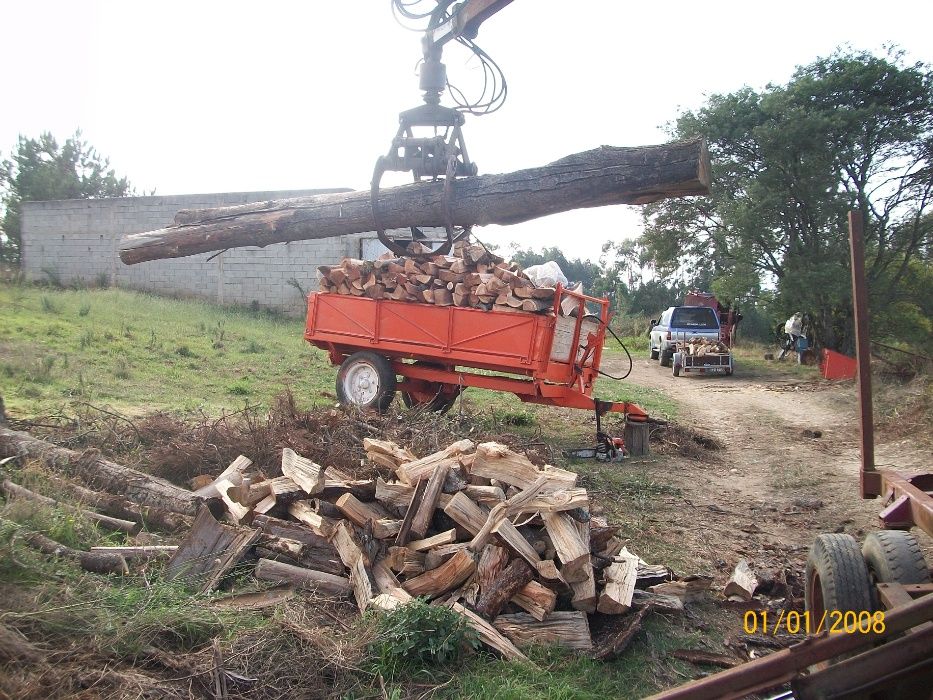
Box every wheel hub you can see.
[343,362,379,404]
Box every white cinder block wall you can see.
[20,189,381,313]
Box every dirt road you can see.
[600,353,931,586]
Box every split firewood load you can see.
[164,437,698,660]
[316,240,558,314]
[678,337,730,355]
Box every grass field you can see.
[0,283,679,427]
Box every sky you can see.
[2,0,932,262]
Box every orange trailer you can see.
[304,284,647,424]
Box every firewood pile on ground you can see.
[317,241,568,314]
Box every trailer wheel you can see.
[336,352,396,413]
[672,352,682,377]
[805,534,874,624]
[862,531,931,608]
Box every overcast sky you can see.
[2,0,931,261]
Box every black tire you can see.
[805,534,874,622]
[335,351,396,413]
[862,530,931,593]
[399,361,459,414]
[660,350,672,368]
[672,353,682,377]
[650,347,659,360]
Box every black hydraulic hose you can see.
[582,314,633,381]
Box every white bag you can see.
[522,261,568,288]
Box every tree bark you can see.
[119,140,710,264]
[474,558,534,620]
[0,426,199,516]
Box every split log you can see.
[334,493,401,540]
[443,492,540,568]
[331,521,376,611]
[119,140,710,264]
[253,513,334,550]
[23,531,129,575]
[631,589,685,613]
[394,478,428,546]
[474,558,534,620]
[254,558,350,597]
[281,448,325,495]
[165,507,259,591]
[193,455,252,499]
[724,560,759,601]
[287,501,338,539]
[476,545,510,595]
[402,549,476,599]
[650,575,713,603]
[512,581,557,621]
[451,603,529,663]
[542,512,590,583]
[1,478,141,535]
[597,553,638,614]
[363,438,417,466]
[470,443,577,492]
[424,542,470,571]
[386,546,426,577]
[493,612,593,651]
[591,606,652,661]
[396,440,473,484]
[375,478,415,512]
[0,426,199,516]
[569,518,597,612]
[409,461,450,539]
[406,528,458,552]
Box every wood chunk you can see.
[281,448,325,495]
[512,581,558,621]
[193,455,252,499]
[215,476,252,523]
[463,484,506,506]
[254,558,350,596]
[396,439,474,484]
[515,488,589,514]
[375,478,415,511]
[591,605,651,661]
[334,493,401,540]
[542,512,590,583]
[407,528,458,552]
[477,545,510,595]
[410,462,451,539]
[372,558,413,604]
[597,553,638,614]
[364,438,418,465]
[724,560,759,601]
[287,501,338,538]
[321,478,376,502]
[570,517,597,612]
[450,603,528,662]
[443,492,540,568]
[650,575,713,603]
[402,550,476,599]
[387,546,426,577]
[424,542,470,571]
[493,612,592,651]
[631,589,685,613]
[475,558,534,620]
[165,506,259,591]
[331,521,376,611]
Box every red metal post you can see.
[848,211,877,498]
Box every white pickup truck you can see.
[649,306,722,367]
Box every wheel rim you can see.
[343,361,380,405]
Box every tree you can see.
[0,131,134,265]
[640,48,933,350]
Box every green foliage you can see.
[0,130,134,264]
[641,47,933,352]
[367,599,479,680]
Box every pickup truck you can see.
[649,306,722,367]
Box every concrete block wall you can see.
[21,189,379,313]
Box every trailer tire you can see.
[400,363,460,414]
[336,352,397,413]
[805,534,874,624]
[672,352,682,377]
[862,531,930,608]
[660,349,672,368]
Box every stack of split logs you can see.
[317,241,559,314]
[162,438,691,660]
[678,337,730,355]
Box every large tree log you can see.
[0,426,199,516]
[119,140,710,264]
[23,531,129,576]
